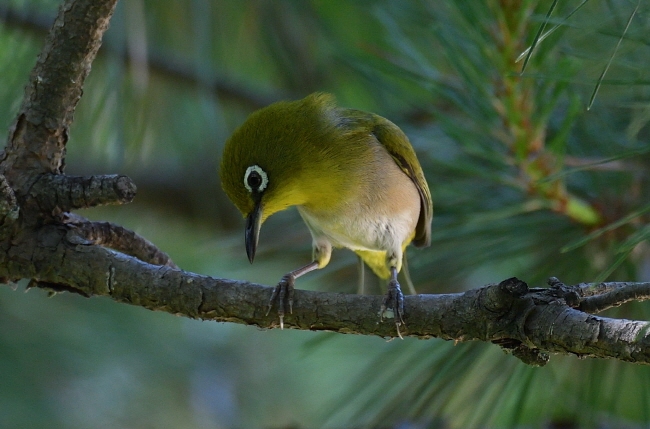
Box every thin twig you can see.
[32,173,136,212]
[66,219,177,268]
[579,282,650,313]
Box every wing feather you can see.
[370,115,433,248]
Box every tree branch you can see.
[579,282,650,314]
[547,276,650,314]
[31,173,136,213]
[63,217,177,268]
[0,174,19,225]
[1,0,118,191]
[0,0,173,284]
[2,227,649,366]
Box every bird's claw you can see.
[380,279,405,338]
[266,274,295,329]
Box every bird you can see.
[220,93,432,334]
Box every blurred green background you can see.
[1,0,649,428]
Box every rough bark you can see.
[1,0,649,369]
[4,228,650,366]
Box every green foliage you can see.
[1,0,649,428]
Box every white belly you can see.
[298,204,417,253]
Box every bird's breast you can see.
[297,145,420,253]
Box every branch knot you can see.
[480,277,529,314]
[547,277,581,307]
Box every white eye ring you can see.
[244,165,268,193]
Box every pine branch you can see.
[579,282,650,314]
[63,216,177,268]
[0,174,19,226]
[0,0,172,285]
[31,173,136,213]
[0,0,117,189]
[3,231,650,366]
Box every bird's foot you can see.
[380,279,405,339]
[266,274,295,329]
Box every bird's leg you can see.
[266,261,319,329]
[401,252,417,296]
[356,255,365,295]
[380,266,405,337]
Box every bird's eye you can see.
[247,171,262,189]
[244,165,268,193]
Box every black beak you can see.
[245,201,262,264]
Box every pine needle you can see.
[588,0,640,110]
[561,202,650,253]
[517,0,590,65]
[519,0,558,73]
[539,145,650,183]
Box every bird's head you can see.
[219,93,338,263]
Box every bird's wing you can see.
[369,114,433,248]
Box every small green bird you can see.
[220,93,432,332]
